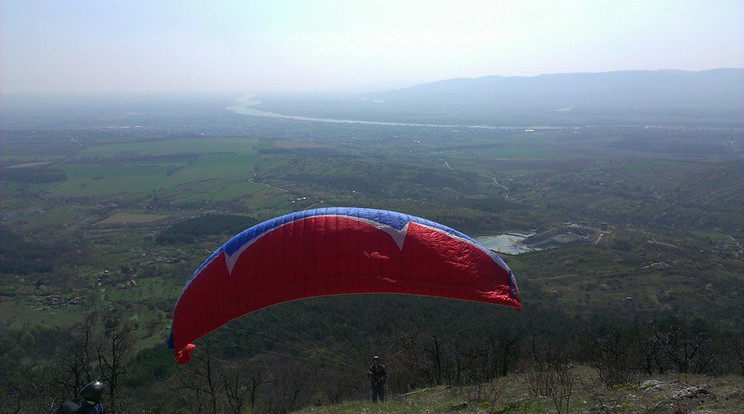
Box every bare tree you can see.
[523,335,575,414]
[222,372,246,414]
[97,312,134,414]
[588,329,641,388]
[223,367,270,413]
[426,335,444,385]
[459,340,491,385]
[179,349,221,413]
[387,330,433,391]
[730,329,744,376]
[277,364,312,412]
[632,321,665,375]
[55,314,97,401]
[653,320,713,374]
[487,330,521,378]
[546,363,575,414]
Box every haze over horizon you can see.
[1,0,742,95]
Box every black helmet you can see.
[80,381,105,402]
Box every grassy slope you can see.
[292,367,744,414]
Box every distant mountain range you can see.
[255,69,743,127]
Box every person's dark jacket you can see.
[77,400,105,414]
[368,363,387,385]
[55,400,104,414]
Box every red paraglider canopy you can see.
[168,207,520,363]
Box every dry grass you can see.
[292,367,744,414]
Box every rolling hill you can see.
[253,69,744,127]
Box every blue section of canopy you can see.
[223,207,465,256]
[176,207,504,295]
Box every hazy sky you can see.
[2,0,742,94]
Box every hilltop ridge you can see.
[291,367,744,414]
[253,69,744,127]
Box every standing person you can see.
[367,355,387,403]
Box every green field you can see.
[3,126,741,322]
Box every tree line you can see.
[1,296,742,413]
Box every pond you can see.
[475,232,541,255]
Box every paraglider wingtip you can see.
[175,343,196,364]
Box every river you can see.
[226,95,555,130]
[228,96,544,256]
